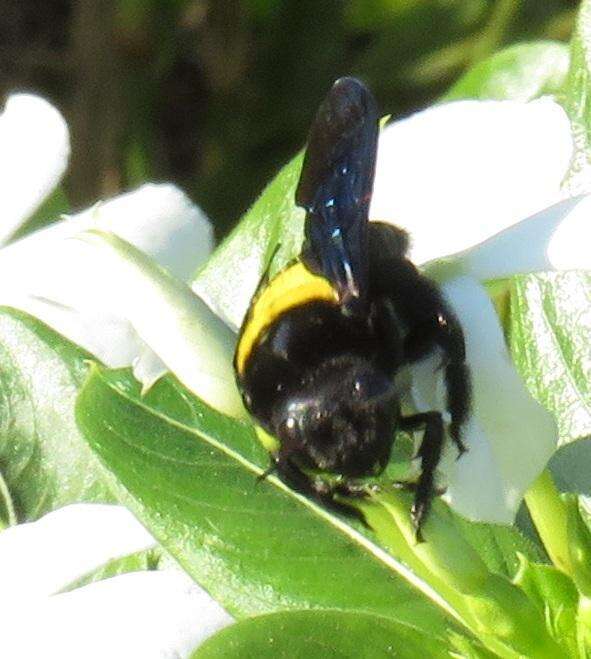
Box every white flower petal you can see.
[0,184,213,378]
[4,298,144,367]
[70,183,213,281]
[0,505,232,658]
[74,230,245,418]
[407,276,557,523]
[427,194,591,282]
[0,94,69,245]
[0,504,155,600]
[133,344,169,394]
[0,183,212,291]
[371,98,573,265]
[0,570,232,659]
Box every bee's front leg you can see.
[263,451,367,522]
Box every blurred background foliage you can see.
[0,0,580,238]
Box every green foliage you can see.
[59,547,161,594]
[451,514,546,577]
[509,273,591,447]
[562,0,591,194]
[7,187,69,244]
[75,364,458,636]
[550,440,591,496]
[193,152,304,328]
[565,495,591,597]
[0,309,112,523]
[514,557,579,655]
[193,610,455,659]
[444,41,569,101]
[6,1,591,655]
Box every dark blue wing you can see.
[295,77,379,315]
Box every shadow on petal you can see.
[425,195,591,282]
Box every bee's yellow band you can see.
[235,261,338,374]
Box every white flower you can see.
[1,92,587,526]
[0,87,588,655]
[371,97,579,523]
[371,97,572,264]
[0,94,69,246]
[0,94,215,394]
[0,505,232,658]
[0,95,232,656]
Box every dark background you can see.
[0,0,578,238]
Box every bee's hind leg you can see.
[399,411,445,542]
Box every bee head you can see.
[274,357,399,477]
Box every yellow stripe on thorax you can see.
[235,261,338,374]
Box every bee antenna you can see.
[256,462,277,484]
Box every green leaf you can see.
[578,596,591,658]
[452,513,546,578]
[192,153,304,330]
[76,364,463,638]
[193,610,459,659]
[514,557,579,654]
[447,631,500,659]
[444,41,569,102]
[0,308,112,521]
[561,0,591,194]
[7,187,69,244]
[565,494,591,597]
[114,370,546,587]
[361,495,561,657]
[59,546,161,593]
[550,439,591,496]
[509,272,591,447]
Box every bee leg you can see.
[405,311,471,458]
[272,453,368,523]
[255,461,277,484]
[434,313,471,457]
[332,481,368,498]
[445,359,471,458]
[400,412,444,542]
[368,222,471,457]
[392,480,447,496]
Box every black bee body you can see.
[234,78,470,536]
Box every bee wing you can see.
[296,77,379,314]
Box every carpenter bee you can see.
[234,77,470,537]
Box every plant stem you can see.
[524,469,573,575]
[364,494,563,658]
[577,595,591,656]
[471,0,521,64]
[0,468,16,528]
